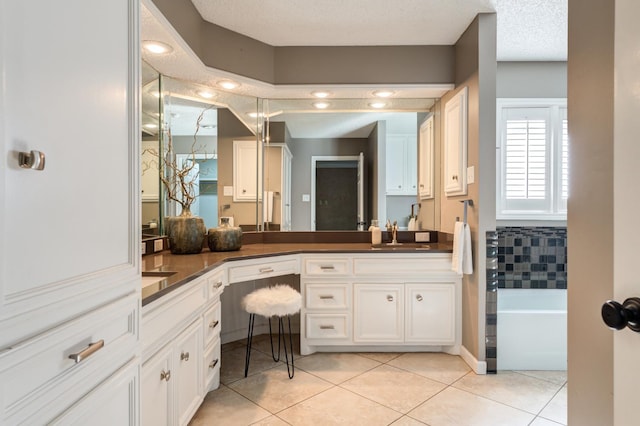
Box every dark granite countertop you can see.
[141,242,453,306]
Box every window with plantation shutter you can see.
[497,99,568,220]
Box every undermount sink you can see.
[141,271,176,288]
[371,243,431,250]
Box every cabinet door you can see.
[141,346,172,426]
[418,116,435,200]
[386,136,406,194]
[405,284,456,344]
[443,87,468,196]
[354,284,404,342]
[0,0,139,348]
[175,320,203,426]
[233,140,261,201]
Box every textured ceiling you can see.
[191,0,567,61]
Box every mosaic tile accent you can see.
[485,230,499,374]
[496,227,567,290]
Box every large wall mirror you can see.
[141,62,440,235]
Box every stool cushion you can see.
[242,284,302,317]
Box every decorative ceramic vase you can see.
[165,215,206,254]
[208,217,242,251]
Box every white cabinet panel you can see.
[176,320,203,426]
[405,284,456,344]
[386,135,418,196]
[306,314,350,340]
[444,87,468,196]
[233,140,261,201]
[141,346,172,426]
[354,284,404,342]
[418,116,435,200]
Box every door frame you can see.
[310,155,363,231]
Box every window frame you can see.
[496,98,568,221]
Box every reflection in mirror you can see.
[141,61,161,239]
[259,98,437,232]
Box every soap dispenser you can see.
[369,220,382,245]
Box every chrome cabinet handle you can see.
[320,265,335,271]
[387,295,394,302]
[19,150,46,170]
[320,325,335,330]
[319,295,334,300]
[452,175,458,181]
[259,267,274,273]
[160,370,171,381]
[209,358,219,369]
[416,294,423,302]
[68,340,104,364]
[181,352,190,361]
[215,281,223,288]
[209,320,219,329]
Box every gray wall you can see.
[289,138,371,231]
[567,0,614,423]
[497,61,567,98]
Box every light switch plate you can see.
[302,194,310,202]
[223,186,233,196]
[415,232,430,242]
[467,166,475,184]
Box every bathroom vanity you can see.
[140,241,460,426]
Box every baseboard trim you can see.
[461,345,487,375]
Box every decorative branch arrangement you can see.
[146,105,216,217]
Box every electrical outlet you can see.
[302,194,310,202]
[415,232,430,242]
[141,242,146,255]
[154,239,164,252]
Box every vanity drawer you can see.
[303,258,350,276]
[204,337,221,391]
[207,269,225,299]
[0,294,138,424]
[203,301,222,347]
[305,283,351,310]
[306,314,350,340]
[228,258,298,283]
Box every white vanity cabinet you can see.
[443,87,469,196]
[141,267,225,426]
[300,253,461,355]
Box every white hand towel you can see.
[451,222,473,275]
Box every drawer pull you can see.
[320,265,335,271]
[214,281,223,288]
[319,295,335,300]
[259,267,274,273]
[68,339,104,364]
[319,325,335,330]
[209,320,220,329]
[416,294,423,302]
[180,351,190,362]
[387,295,394,302]
[160,370,171,382]
[209,358,219,369]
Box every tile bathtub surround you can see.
[190,339,568,426]
[485,231,499,374]
[496,227,567,289]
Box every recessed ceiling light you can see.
[248,112,264,118]
[368,102,387,109]
[143,123,158,129]
[151,91,160,98]
[217,80,240,90]
[313,102,330,109]
[197,90,216,99]
[372,90,395,98]
[311,91,332,98]
[141,40,173,55]
[201,124,216,129]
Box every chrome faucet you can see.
[392,220,398,244]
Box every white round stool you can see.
[242,284,302,379]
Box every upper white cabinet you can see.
[233,139,261,202]
[0,0,140,423]
[386,134,417,195]
[443,87,468,196]
[418,116,435,200]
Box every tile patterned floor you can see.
[189,335,567,426]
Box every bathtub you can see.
[497,289,567,371]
